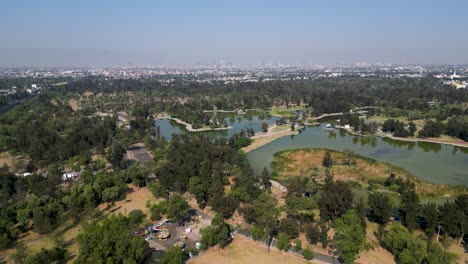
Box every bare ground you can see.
[188,234,310,264]
[68,99,80,111]
[98,185,162,219]
[0,152,15,168]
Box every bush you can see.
[251,225,266,241]
[285,196,316,211]
[276,232,290,251]
[303,248,315,261]
[294,239,302,251]
[304,223,320,245]
[128,210,146,224]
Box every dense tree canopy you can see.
[75,214,148,264]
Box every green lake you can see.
[155,116,468,186]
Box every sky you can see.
[1,0,467,66]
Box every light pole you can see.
[436,224,442,242]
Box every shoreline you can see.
[344,128,468,149]
[155,116,232,132]
[383,135,468,148]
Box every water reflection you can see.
[382,137,416,151]
[417,141,441,153]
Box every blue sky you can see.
[1,0,467,66]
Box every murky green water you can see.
[155,117,468,186]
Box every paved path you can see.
[155,117,232,132]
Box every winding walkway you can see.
[155,116,232,132]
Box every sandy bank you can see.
[241,124,301,153]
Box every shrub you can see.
[303,248,315,261]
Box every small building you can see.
[15,172,32,178]
[62,170,80,181]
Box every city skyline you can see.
[1,0,468,66]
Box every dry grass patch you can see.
[188,234,308,264]
[68,99,80,111]
[98,185,162,220]
[0,152,15,168]
[271,148,465,197]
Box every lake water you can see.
[155,116,468,186]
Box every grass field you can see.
[270,105,306,117]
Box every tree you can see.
[165,194,189,221]
[318,176,353,221]
[243,192,279,234]
[440,198,466,245]
[160,246,185,264]
[383,222,427,264]
[423,241,458,264]
[261,167,272,191]
[261,122,268,133]
[277,232,291,251]
[399,180,420,231]
[24,246,69,264]
[107,142,125,168]
[0,219,20,249]
[368,193,392,225]
[75,214,148,264]
[357,197,367,230]
[303,248,315,261]
[333,210,366,264]
[128,210,146,225]
[200,214,232,249]
[319,221,330,248]
[305,223,321,245]
[148,181,168,199]
[279,218,300,239]
[420,203,438,238]
[408,122,416,137]
[322,151,333,168]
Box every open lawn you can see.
[270,105,306,117]
[271,148,466,197]
[99,184,162,220]
[188,234,310,264]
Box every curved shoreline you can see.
[155,117,232,132]
[345,129,468,149]
[383,135,468,148]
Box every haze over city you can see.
[1,0,468,66]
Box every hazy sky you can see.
[1,0,467,66]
